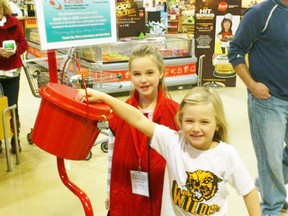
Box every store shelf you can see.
[178,8,195,33]
[167,12,179,34]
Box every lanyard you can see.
[129,91,163,171]
[130,113,149,171]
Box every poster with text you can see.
[116,0,146,38]
[35,0,117,50]
[194,0,241,87]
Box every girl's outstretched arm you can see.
[76,88,155,137]
[243,188,261,216]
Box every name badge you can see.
[130,170,149,197]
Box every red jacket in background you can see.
[109,87,179,216]
[0,15,28,70]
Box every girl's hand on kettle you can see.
[76,88,106,103]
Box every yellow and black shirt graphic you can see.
[172,170,223,215]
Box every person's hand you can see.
[249,82,271,99]
[76,88,104,103]
[225,35,234,41]
[223,36,229,42]
[0,49,15,58]
[105,195,110,210]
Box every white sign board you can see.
[34,0,117,50]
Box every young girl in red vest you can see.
[105,45,179,215]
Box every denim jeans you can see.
[0,75,20,106]
[0,75,21,132]
[248,92,288,215]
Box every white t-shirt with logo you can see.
[151,124,254,216]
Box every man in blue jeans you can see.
[228,0,288,215]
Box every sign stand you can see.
[34,0,117,214]
[47,50,94,215]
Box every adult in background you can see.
[228,0,288,215]
[0,0,28,153]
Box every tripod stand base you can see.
[203,81,225,88]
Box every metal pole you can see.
[2,104,20,172]
[197,55,205,87]
[47,50,58,83]
[57,157,94,216]
[48,48,93,215]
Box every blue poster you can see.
[35,0,117,50]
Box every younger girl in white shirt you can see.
[77,86,261,216]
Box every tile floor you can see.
[0,73,287,216]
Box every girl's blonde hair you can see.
[176,87,229,143]
[128,45,170,97]
[0,0,12,16]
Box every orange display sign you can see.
[165,63,196,77]
[24,17,37,28]
[91,69,130,83]
[89,63,196,83]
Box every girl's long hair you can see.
[176,87,229,143]
[1,0,12,16]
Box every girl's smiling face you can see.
[130,55,163,98]
[181,102,218,150]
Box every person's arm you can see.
[76,88,155,137]
[217,33,222,40]
[243,188,261,216]
[15,20,28,55]
[234,63,270,99]
[2,17,28,58]
[228,7,270,99]
[105,130,114,210]
[0,48,15,58]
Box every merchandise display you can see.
[167,13,179,33]
[212,54,236,78]
[24,24,198,94]
[80,36,197,93]
[78,36,198,93]
[178,6,195,34]
[80,36,192,61]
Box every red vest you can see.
[109,88,179,216]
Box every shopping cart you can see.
[69,64,125,94]
[23,52,109,158]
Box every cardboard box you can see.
[0,96,12,140]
